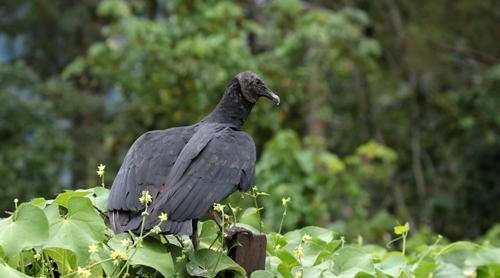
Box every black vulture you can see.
[107,71,279,248]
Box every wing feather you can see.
[107,126,196,234]
[149,126,256,224]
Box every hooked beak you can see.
[261,88,280,105]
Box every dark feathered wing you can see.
[107,126,195,234]
[125,123,256,234]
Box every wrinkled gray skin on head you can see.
[235,71,280,105]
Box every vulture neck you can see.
[201,82,254,130]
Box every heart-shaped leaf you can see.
[108,233,175,278]
[187,249,245,277]
[0,204,49,259]
[43,196,105,266]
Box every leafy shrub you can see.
[1,177,499,278]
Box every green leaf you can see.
[265,255,283,274]
[43,247,77,276]
[375,254,406,277]
[242,207,258,218]
[285,226,337,244]
[251,270,276,278]
[432,262,468,278]
[314,250,334,267]
[42,196,105,266]
[438,250,474,271]
[284,242,325,266]
[198,220,220,249]
[276,249,301,270]
[89,242,116,277]
[268,233,290,251]
[338,268,374,278]
[291,265,323,278]
[108,233,175,278]
[30,198,48,209]
[53,189,93,208]
[397,271,410,278]
[219,196,232,206]
[375,269,390,278]
[412,256,439,278]
[353,271,377,278]
[464,248,500,266]
[186,249,245,277]
[87,187,110,213]
[333,247,376,277]
[382,252,405,261]
[314,257,334,272]
[476,263,500,278]
[0,261,31,278]
[394,223,409,235]
[277,263,293,278]
[323,240,342,252]
[0,204,49,258]
[165,243,191,278]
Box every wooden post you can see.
[228,233,267,277]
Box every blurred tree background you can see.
[1,0,499,244]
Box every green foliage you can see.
[186,249,245,277]
[109,234,175,277]
[1,183,498,278]
[255,130,397,240]
[43,196,105,266]
[0,204,49,259]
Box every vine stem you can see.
[44,253,56,278]
[278,204,288,235]
[19,252,25,274]
[253,197,262,233]
[211,251,223,278]
[211,208,225,278]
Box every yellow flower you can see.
[88,243,99,253]
[96,164,106,177]
[139,191,153,204]
[294,271,302,278]
[33,253,41,260]
[77,266,91,278]
[159,212,168,222]
[213,203,225,212]
[110,249,127,266]
[302,234,312,242]
[152,226,162,234]
[121,238,132,248]
[110,250,126,260]
[293,244,304,259]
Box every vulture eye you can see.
[256,80,261,85]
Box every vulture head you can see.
[235,71,280,105]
